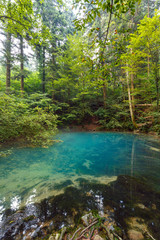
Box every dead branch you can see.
[112,231,123,240]
[144,231,156,240]
[89,228,95,240]
[101,224,113,240]
[70,228,82,240]
[59,227,67,240]
[75,220,99,240]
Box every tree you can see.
[129,11,160,110]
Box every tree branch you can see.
[0,15,29,30]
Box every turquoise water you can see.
[0,132,160,222]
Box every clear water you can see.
[0,132,160,222]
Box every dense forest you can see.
[0,0,160,146]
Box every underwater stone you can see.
[128,230,144,240]
[81,213,94,226]
[30,226,41,238]
[93,234,105,240]
[48,235,54,240]
[48,221,54,232]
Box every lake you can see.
[0,132,160,239]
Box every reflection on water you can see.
[0,132,160,224]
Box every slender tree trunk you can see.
[51,44,56,101]
[52,81,54,101]
[20,35,24,93]
[103,80,107,109]
[131,71,135,111]
[147,57,150,77]
[126,64,137,128]
[130,48,135,111]
[6,31,11,94]
[156,78,159,110]
[42,46,45,93]
[155,67,159,111]
[98,0,113,109]
[147,0,150,76]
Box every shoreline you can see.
[0,127,159,150]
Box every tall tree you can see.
[5,31,11,93]
[129,11,160,110]
[20,35,24,93]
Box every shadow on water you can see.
[1,175,160,240]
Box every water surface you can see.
[0,132,160,222]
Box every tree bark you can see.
[130,48,135,111]
[155,69,159,111]
[6,31,11,93]
[20,35,24,93]
[131,71,135,111]
[126,65,137,128]
[103,80,107,109]
[42,46,46,93]
[147,0,150,76]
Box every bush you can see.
[0,93,57,146]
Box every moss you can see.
[23,215,35,222]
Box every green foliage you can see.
[149,111,160,134]
[94,99,133,130]
[0,93,57,145]
[73,0,140,30]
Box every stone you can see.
[128,230,144,240]
[93,234,105,240]
[152,204,156,210]
[136,203,146,209]
[55,233,60,240]
[81,213,94,226]
[49,235,54,240]
[30,227,41,238]
[127,217,147,232]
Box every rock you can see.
[55,233,60,240]
[49,221,54,233]
[93,234,105,240]
[152,204,156,210]
[81,213,94,226]
[30,227,41,238]
[59,227,67,240]
[128,230,144,240]
[136,203,146,209]
[49,235,54,240]
[127,217,147,232]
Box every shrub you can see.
[0,93,57,146]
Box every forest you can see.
[1,1,160,240]
[0,0,160,146]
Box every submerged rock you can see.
[81,213,94,226]
[128,230,144,240]
[93,235,105,240]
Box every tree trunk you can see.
[147,0,150,76]
[155,69,159,111]
[131,71,135,111]
[103,80,107,109]
[130,48,135,111]
[156,79,159,110]
[6,31,11,94]
[20,35,24,93]
[126,65,137,128]
[42,46,45,93]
